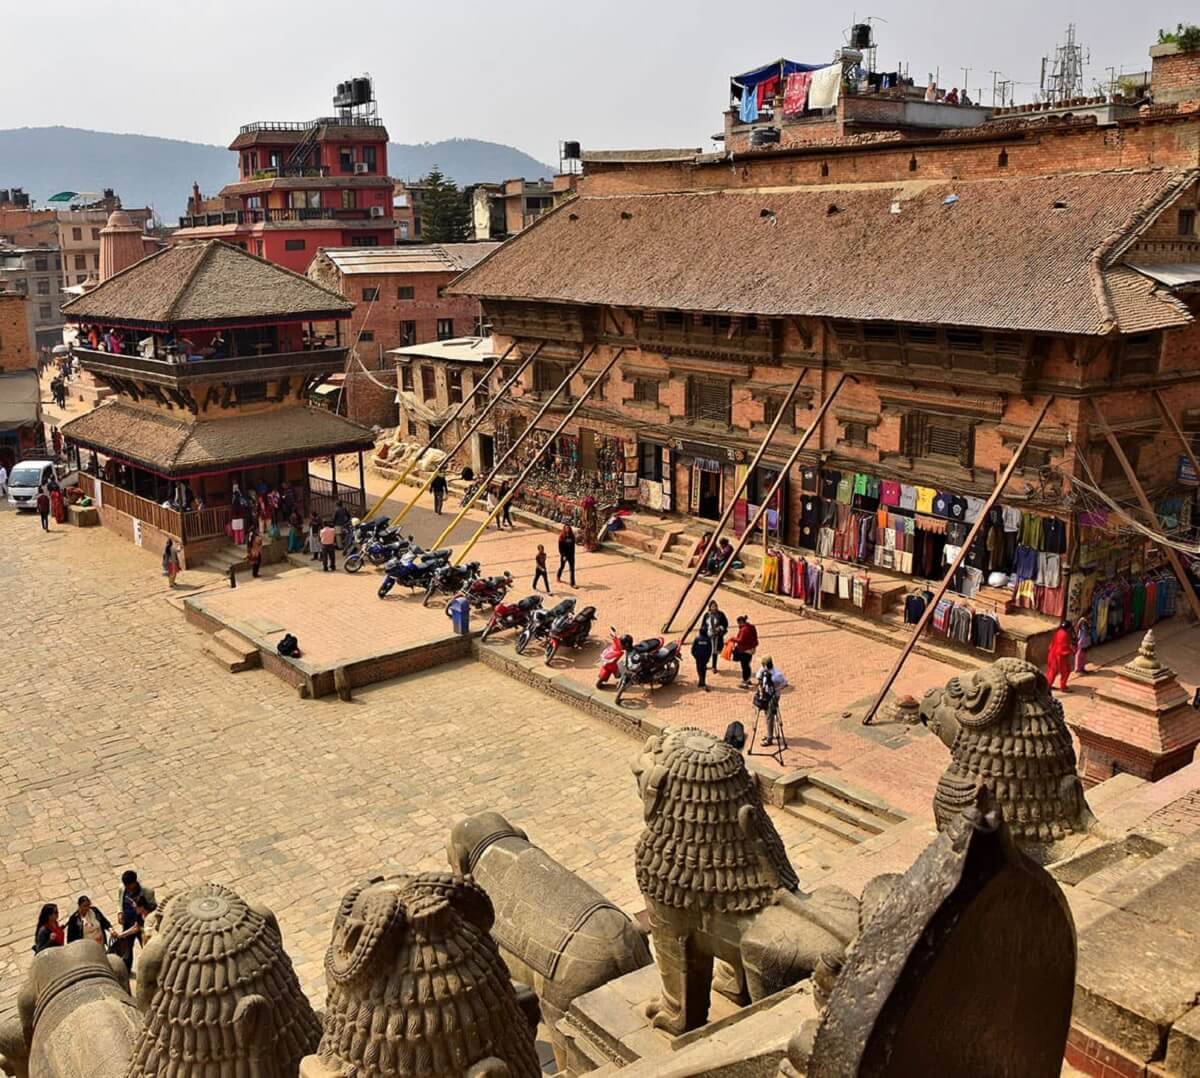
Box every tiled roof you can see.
[62,240,353,327]
[62,402,374,476]
[316,243,501,276]
[452,170,1198,336]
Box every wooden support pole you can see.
[1152,388,1200,489]
[861,395,1055,726]
[430,345,597,550]
[360,341,518,522]
[453,348,627,565]
[1089,398,1200,624]
[676,373,853,645]
[660,369,808,633]
[386,343,541,529]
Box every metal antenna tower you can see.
[1040,23,1089,105]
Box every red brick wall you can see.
[0,292,32,369]
[1152,45,1200,103]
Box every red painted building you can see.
[175,78,395,273]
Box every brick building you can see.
[0,246,69,352]
[451,37,1200,671]
[175,79,395,272]
[0,291,33,371]
[306,243,499,426]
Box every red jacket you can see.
[35,493,50,514]
[1047,627,1073,665]
[734,622,758,652]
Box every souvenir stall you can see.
[506,428,628,526]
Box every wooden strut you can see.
[1152,388,1200,493]
[661,369,809,633]
[453,347,628,565]
[360,341,519,523]
[1089,397,1200,624]
[431,345,598,550]
[676,373,853,647]
[385,343,543,529]
[861,395,1055,726]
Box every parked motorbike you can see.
[422,561,481,606]
[345,532,414,573]
[377,548,452,598]
[480,594,544,643]
[596,628,633,688]
[455,571,514,612]
[515,598,576,655]
[544,604,597,664]
[613,634,682,704]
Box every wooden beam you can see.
[1152,388,1200,490]
[1089,398,1200,624]
[862,394,1055,726]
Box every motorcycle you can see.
[613,635,682,704]
[454,571,514,612]
[345,532,414,573]
[515,598,576,655]
[544,604,597,664]
[422,561,480,607]
[480,594,543,643]
[377,548,452,598]
[596,628,633,688]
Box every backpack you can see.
[723,721,746,750]
[277,633,301,659]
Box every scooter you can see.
[481,594,544,643]
[515,598,576,655]
[544,604,597,664]
[596,628,632,688]
[377,548,452,598]
[422,561,480,606]
[614,635,682,704]
[455,570,514,612]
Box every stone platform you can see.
[183,565,471,698]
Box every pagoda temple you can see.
[61,239,375,565]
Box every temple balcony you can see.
[74,346,349,388]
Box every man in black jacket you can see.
[332,501,352,549]
[430,471,448,515]
[691,628,713,691]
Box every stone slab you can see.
[1166,1004,1200,1077]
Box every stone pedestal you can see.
[1070,630,1200,785]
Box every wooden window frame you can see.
[900,411,976,468]
[685,376,732,427]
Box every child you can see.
[533,544,551,593]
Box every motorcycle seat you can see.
[547,599,576,618]
[516,595,542,611]
[632,638,662,654]
[577,606,596,619]
[431,548,453,559]
[655,642,680,660]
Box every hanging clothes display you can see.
[807,63,843,109]
[782,71,813,116]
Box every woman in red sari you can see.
[1045,622,1074,692]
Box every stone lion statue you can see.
[300,872,542,1078]
[128,883,321,1076]
[919,658,1097,863]
[0,941,140,1078]
[632,726,860,1035]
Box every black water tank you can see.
[750,127,781,147]
[352,77,371,105]
[851,22,872,49]
[563,140,582,160]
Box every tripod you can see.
[748,694,788,766]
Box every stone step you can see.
[201,635,260,673]
[805,773,908,829]
[204,546,248,572]
[797,786,890,837]
[213,628,259,665]
[780,801,872,846]
[611,527,658,555]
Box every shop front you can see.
[501,424,630,524]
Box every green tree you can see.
[419,166,470,243]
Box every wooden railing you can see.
[309,474,365,519]
[79,475,230,542]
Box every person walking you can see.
[51,426,63,459]
[307,512,322,561]
[486,486,503,530]
[49,480,66,523]
[66,895,111,946]
[499,481,515,529]
[35,487,51,531]
[431,471,448,515]
[1074,614,1092,675]
[691,628,713,691]
[703,600,728,672]
[730,614,758,688]
[557,523,577,587]
[0,461,7,498]
[320,521,337,572]
[162,538,182,588]
[533,544,551,593]
[247,529,264,578]
[1046,621,1074,692]
[33,903,63,954]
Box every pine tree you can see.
[420,167,470,243]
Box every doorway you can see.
[698,469,722,520]
[478,433,495,474]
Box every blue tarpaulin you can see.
[731,58,827,91]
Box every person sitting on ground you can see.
[688,532,713,570]
[706,537,735,575]
[66,895,111,947]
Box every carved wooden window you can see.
[842,421,871,447]
[1018,445,1052,471]
[901,412,975,467]
[1117,333,1160,378]
[686,378,731,425]
[946,328,984,351]
[1180,208,1196,237]
[659,311,686,330]
[420,366,436,401]
[632,378,659,404]
[762,395,782,425]
[448,368,463,404]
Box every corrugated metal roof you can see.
[1127,262,1200,288]
[319,243,501,276]
[388,336,496,365]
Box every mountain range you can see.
[0,127,557,223]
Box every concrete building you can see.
[0,246,69,352]
[467,176,578,240]
[56,192,154,289]
[450,35,1200,669]
[306,243,499,426]
[393,181,429,242]
[175,79,395,271]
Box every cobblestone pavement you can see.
[0,504,846,1024]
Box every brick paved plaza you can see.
[0,502,849,1025]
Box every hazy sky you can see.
[2,0,1194,163]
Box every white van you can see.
[8,460,58,510]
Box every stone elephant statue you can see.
[0,941,141,1078]
[448,811,652,1066]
